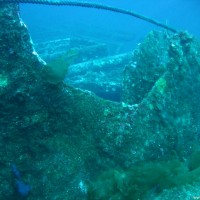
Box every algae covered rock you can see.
[1,2,200,200]
[87,31,200,200]
[122,31,170,104]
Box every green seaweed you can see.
[188,151,200,171]
[43,49,78,84]
[155,77,167,94]
[87,153,200,200]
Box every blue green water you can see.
[20,0,200,51]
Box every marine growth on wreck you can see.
[0,1,200,200]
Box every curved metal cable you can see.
[0,0,177,33]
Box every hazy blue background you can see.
[20,0,200,52]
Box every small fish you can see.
[15,179,31,197]
[11,164,31,197]
[11,164,21,179]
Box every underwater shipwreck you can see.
[1,1,200,200]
